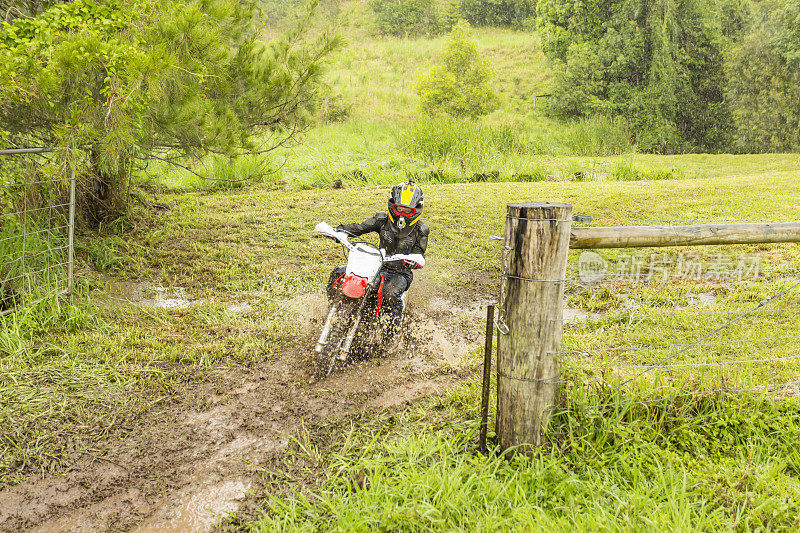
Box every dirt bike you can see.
[313,221,425,378]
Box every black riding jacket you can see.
[337,212,429,283]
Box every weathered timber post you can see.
[497,202,572,454]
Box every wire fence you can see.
[537,218,800,425]
[0,147,75,317]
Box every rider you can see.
[327,178,429,349]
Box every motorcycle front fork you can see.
[314,305,338,354]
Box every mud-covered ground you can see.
[0,275,492,532]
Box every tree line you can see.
[539,0,800,153]
[372,0,800,154]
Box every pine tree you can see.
[0,0,341,221]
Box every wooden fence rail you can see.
[571,222,800,249]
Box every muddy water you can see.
[105,281,193,309]
[132,480,249,533]
[104,281,262,317]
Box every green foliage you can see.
[715,0,752,39]
[458,0,535,28]
[773,0,800,68]
[538,0,732,153]
[414,21,501,118]
[725,0,800,153]
[0,0,340,222]
[369,0,445,37]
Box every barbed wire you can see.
[558,333,800,355]
[558,353,800,375]
[555,307,800,322]
[610,280,800,386]
[579,217,800,225]
[555,384,789,412]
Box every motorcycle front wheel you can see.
[315,302,354,379]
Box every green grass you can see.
[233,380,800,531]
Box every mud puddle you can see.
[105,281,193,310]
[132,479,250,532]
[3,278,485,533]
[103,281,257,315]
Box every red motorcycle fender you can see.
[341,274,368,299]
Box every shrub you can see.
[458,0,535,28]
[370,0,443,37]
[414,21,501,118]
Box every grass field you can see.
[3,6,800,531]
[5,170,800,529]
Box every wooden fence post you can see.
[497,202,572,454]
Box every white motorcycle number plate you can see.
[346,245,383,281]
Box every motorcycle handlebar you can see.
[316,221,425,269]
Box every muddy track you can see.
[0,287,488,532]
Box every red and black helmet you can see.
[388,178,424,237]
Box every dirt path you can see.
[0,286,488,532]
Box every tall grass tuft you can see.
[555,115,635,156]
[610,161,684,181]
[399,115,528,169]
